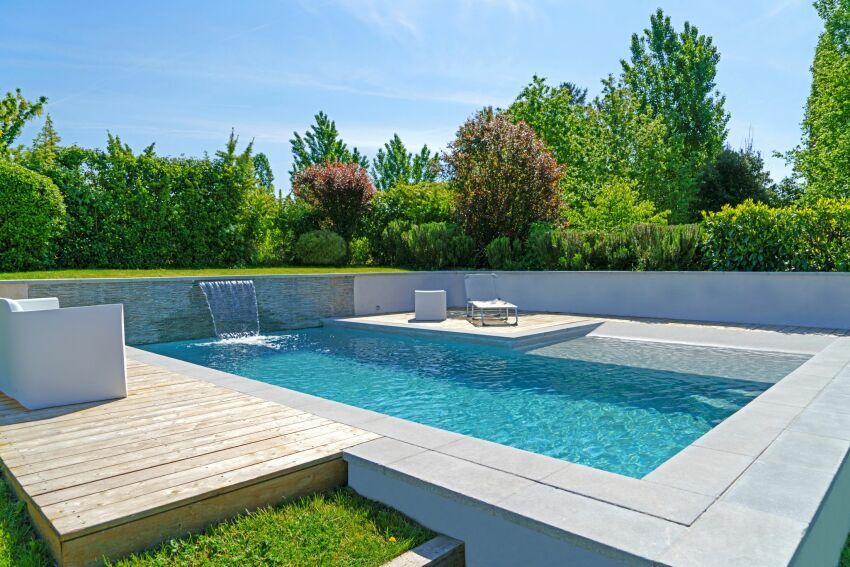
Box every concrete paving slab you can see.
[643,446,753,497]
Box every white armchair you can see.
[0,297,127,410]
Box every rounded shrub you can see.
[294,230,347,266]
[0,160,65,271]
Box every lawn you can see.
[0,480,433,566]
[0,266,407,281]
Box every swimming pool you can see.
[141,328,809,478]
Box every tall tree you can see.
[506,75,694,221]
[289,112,368,182]
[697,141,774,213]
[621,9,729,183]
[252,152,274,193]
[24,114,61,170]
[445,108,562,252]
[370,134,439,190]
[791,0,850,198]
[0,88,47,156]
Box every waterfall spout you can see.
[198,280,260,339]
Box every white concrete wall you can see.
[354,271,850,329]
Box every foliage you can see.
[445,108,562,254]
[252,152,274,191]
[697,143,775,212]
[566,178,669,230]
[294,230,347,266]
[0,267,407,280]
[485,222,702,271]
[505,76,695,222]
[485,236,525,270]
[289,112,368,181]
[363,181,456,263]
[0,89,46,156]
[402,222,474,269]
[0,159,65,271]
[20,131,278,269]
[377,220,474,269]
[292,162,376,240]
[790,0,850,199]
[702,199,850,271]
[348,236,373,265]
[621,9,729,182]
[276,198,322,263]
[370,134,440,190]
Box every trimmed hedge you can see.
[485,223,703,271]
[294,230,347,266]
[702,199,850,271]
[379,221,475,270]
[0,160,65,271]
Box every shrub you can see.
[444,109,562,254]
[362,182,455,264]
[277,198,322,263]
[348,237,372,266]
[294,230,347,266]
[524,223,566,270]
[402,222,475,270]
[0,160,65,271]
[292,162,376,240]
[21,133,279,269]
[631,223,703,271]
[702,199,850,271]
[485,236,524,270]
[378,220,412,267]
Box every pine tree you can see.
[289,112,368,181]
[370,134,439,190]
[27,114,61,169]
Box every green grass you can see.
[0,480,432,567]
[0,266,407,281]
[0,479,51,567]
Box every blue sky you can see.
[2,0,821,188]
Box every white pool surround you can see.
[126,319,850,567]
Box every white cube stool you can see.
[414,290,447,322]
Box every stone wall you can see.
[23,275,354,344]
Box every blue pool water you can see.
[141,328,808,478]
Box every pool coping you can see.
[125,324,850,566]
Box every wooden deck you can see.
[0,359,379,566]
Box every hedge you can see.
[702,199,850,271]
[486,223,703,271]
[0,160,65,271]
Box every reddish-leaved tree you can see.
[292,162,376,240]
[444,109,563,253]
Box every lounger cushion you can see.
[469,299,517,309]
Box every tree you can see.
[289,112,368,181]
[444,109,562,253]
[696,142,774,213]
[370,134,439,190]
[506,75,696,221]
[566,178,669,230]
[621,9,729,185]
[252,152,274,193]
[790,0,850,198]
[0,89,47,156]
[292,162,376,240]
[24,114,61,170]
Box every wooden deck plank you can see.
[20,414,328,489]
[7,408,310,476]
[0,359,380,566]
[39,424,365,513]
